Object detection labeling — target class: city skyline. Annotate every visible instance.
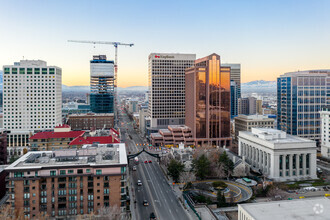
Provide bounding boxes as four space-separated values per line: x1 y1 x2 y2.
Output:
1 0 330 87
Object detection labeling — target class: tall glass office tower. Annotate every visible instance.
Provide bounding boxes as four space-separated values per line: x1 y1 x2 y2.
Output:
90 55 115 113
277 70 330 142
185 53 231 147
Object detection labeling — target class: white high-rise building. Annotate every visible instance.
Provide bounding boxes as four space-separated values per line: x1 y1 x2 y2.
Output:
3 60 62 147
148 53 195 130
320 107 330 158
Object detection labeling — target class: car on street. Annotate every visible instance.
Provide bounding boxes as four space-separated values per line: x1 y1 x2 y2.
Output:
144 160 148 164
149 160 152 163
150 212 156 219
143 200 149 206
133 166 137 171
137 180 142 186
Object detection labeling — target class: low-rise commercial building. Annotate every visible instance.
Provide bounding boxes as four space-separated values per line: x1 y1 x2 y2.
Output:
238 197 330 220
29 125 85 151
5 143 128 218
67 113 114 130
234 115 275 140
238 128 317 182
151 125 194 147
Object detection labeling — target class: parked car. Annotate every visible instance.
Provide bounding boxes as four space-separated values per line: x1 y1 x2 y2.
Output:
137 180 142 186
149 160 152 163
144 160 148 164
133 166 137 171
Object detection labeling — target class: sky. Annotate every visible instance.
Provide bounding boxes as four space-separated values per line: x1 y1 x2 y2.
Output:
0 0 330 87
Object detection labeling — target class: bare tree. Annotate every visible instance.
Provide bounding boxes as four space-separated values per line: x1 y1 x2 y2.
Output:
214 163 226 179
179 171 196 184
97 205 121 220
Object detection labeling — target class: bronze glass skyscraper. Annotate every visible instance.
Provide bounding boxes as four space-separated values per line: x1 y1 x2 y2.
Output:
185 53 231 147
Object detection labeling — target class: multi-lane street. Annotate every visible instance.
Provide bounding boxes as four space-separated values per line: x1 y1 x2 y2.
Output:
118 106 193 220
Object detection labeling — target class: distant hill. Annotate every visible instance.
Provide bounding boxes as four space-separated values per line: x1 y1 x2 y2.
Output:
62 85 148 92
241 80 276 94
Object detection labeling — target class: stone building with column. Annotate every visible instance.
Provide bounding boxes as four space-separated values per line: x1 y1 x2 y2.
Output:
238 128 317 182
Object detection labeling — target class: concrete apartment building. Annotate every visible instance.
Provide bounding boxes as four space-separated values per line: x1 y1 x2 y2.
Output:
5 143 127 218
238 97 257 115
3 60 62 147
147 53 196 131
67 113 114 130
234 115 275 140
29 125 85 151
238 128 317 182
185 53 231 147
277 70 330 142
320 106 330 158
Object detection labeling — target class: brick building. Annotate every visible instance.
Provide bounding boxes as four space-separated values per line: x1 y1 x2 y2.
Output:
67 113 114 130
5 143 127 218
29 125 85 151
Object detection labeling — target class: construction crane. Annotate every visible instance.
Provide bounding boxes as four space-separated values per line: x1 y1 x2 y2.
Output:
68 40 134 127
68 40 134 82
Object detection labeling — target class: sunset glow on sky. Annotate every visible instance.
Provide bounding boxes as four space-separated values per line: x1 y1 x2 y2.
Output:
1 0 329 87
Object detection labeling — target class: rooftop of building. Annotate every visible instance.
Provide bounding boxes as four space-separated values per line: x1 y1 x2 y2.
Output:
69 135 120 145
68 113 114 117
30 130 85 140
55 124 71 128
235 114 275 121
240 128 314 144
150 133 163 138
4 60 60 68
239 197 330 220
281 69 330 76
5 143 127 171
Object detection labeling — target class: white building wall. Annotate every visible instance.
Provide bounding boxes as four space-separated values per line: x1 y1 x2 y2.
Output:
3 60 62 146
238 128 317 182
320 110 330 158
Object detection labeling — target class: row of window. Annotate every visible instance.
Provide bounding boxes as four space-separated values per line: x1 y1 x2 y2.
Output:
4 67 56 75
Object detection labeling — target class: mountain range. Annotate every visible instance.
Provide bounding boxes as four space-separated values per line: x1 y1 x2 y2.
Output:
0 70 275 94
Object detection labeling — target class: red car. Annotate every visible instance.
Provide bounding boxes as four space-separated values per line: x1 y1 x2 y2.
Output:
149 160 152 163
144 160 148 164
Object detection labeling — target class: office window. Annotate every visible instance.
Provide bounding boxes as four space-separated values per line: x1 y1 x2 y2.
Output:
50 171 56 176
96 170 102 175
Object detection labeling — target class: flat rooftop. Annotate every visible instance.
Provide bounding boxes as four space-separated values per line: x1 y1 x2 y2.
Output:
239 197 330 220
6 143 127 171
240 128 315 144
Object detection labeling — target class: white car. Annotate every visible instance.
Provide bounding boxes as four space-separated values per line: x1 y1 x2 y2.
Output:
137 180 142 186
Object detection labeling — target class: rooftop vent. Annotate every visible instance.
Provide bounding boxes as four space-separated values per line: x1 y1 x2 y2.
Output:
55 156 79 162
103 151 115 160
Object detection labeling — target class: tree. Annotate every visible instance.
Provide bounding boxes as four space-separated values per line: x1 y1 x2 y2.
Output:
97 205 121 220
192 154 211 180
179 171 196 184
23 148 28 155
216 190 227 208
218 151 234 178
167 159 185 183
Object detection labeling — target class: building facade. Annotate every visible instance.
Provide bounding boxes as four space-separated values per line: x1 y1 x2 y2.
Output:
223 64 241 98
238 97 257 115
150 125 194 147
90 55 115 113
277 70 330 142
234 115 275 140
256 99 263 115
3 60 62 147
320 106 330 158
29 125 85 151
238 128 317 182
5 144 128 218
0 130 7 164
148 53 196 130
67 113 114 130
185 53 231 147
230 80 238 118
